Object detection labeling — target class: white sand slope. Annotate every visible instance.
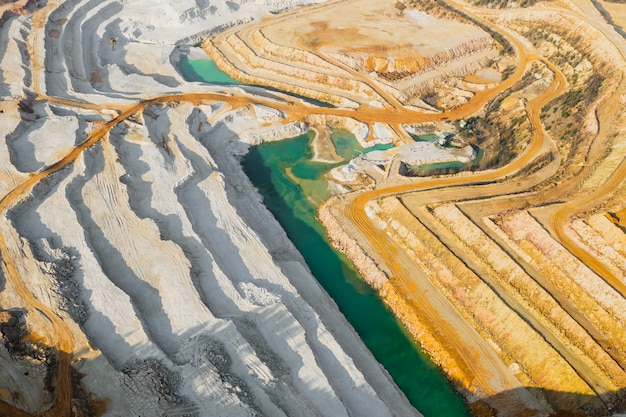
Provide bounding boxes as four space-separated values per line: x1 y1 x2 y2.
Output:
0 0 420 416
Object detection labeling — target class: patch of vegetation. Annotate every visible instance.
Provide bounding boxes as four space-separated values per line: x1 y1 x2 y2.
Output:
507 18 614 185
531 25 604 142
518 27 588 72
476 111 532 168
416 68 538 174
467 71 539 169
459 116 479 138
541 72 604 162
469 0 547 9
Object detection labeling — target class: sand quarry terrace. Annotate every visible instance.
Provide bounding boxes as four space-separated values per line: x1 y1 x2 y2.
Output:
1 0 626 416
206 0 497 110
262 0 487 58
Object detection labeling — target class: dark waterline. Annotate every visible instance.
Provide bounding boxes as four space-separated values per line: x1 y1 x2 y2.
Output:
242 134 470 417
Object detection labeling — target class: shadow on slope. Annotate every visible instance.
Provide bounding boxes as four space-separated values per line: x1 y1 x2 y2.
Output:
470 386 626 417
0 325 624 417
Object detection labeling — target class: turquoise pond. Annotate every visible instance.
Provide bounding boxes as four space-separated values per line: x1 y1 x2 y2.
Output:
178 56 241 84
180 56 470 416
242 131 470 417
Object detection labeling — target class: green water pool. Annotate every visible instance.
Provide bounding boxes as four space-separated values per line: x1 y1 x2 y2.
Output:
242 131 470 417
178 56 241 84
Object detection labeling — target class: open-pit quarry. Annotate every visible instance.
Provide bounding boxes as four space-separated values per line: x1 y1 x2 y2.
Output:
1 0 626 416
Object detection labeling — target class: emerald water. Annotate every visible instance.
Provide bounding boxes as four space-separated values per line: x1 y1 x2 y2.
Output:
178 56 241 84
282 130 392 205
242 130 470 417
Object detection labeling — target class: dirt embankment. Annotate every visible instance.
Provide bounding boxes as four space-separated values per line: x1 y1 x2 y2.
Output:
206 0 504 110
318 201 389 290
203 38 361 108
319 199 479 395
